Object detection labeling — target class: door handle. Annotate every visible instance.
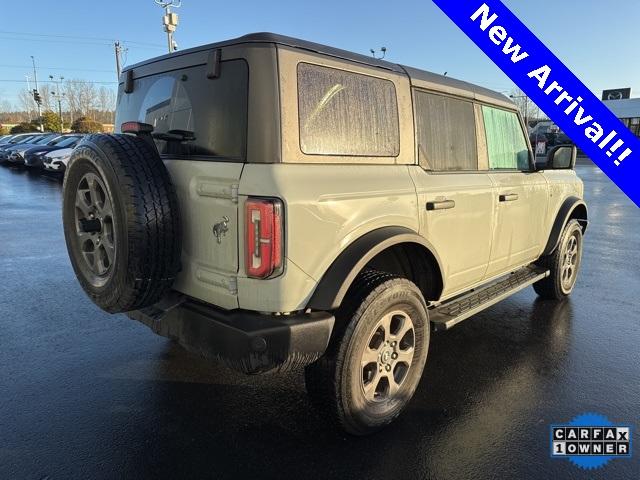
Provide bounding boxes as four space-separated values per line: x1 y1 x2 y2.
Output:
426 199 456 211
499 193 519 202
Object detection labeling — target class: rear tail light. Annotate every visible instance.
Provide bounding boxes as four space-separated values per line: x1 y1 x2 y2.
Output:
121 121 154 134
245 197 284 279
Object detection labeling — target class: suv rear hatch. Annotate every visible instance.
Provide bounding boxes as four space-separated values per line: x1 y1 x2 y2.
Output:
115 53 249 309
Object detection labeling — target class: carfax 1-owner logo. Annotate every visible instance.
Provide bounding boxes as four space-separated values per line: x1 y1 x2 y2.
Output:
550 413 633 470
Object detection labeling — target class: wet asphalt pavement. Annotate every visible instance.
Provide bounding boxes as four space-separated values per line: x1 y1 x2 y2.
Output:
0 162 638 480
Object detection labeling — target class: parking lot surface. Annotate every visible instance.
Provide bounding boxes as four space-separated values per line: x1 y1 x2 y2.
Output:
0 163 638 479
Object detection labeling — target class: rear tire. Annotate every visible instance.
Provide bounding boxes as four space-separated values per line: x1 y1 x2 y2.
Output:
533 219 583 300
62 134 181 313
305 270 430 435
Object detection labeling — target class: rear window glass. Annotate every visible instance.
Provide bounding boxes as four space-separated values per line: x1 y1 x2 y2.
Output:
115 59 248 160
297 63 399 157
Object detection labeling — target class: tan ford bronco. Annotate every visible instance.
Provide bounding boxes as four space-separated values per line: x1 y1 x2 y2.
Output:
62 33 587 435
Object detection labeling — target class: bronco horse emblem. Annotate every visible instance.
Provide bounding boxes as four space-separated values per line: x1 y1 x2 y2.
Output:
212 216 230 244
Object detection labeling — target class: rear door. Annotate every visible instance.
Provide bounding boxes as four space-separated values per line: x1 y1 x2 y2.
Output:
115 53 249 309
479 105 549 278
410 90 495 298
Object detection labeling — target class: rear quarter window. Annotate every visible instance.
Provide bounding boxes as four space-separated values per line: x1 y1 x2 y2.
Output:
115 59 248 161
297 63 400 157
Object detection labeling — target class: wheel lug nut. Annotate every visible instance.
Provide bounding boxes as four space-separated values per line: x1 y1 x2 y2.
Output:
385 364 391 372
392 353 398 359
391 341 397 347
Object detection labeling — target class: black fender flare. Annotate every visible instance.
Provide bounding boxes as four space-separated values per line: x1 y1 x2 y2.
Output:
542 196 588 256
306 226 443 311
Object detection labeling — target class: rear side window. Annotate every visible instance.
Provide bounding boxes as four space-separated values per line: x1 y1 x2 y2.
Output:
414 91 478 171
482 106 530 170
297 63 399 157
116 59 248 160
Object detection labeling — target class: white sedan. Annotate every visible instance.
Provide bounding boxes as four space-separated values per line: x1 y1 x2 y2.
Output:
43 147 74 172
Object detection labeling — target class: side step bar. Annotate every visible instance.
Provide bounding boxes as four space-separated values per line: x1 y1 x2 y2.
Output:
429 265 549 331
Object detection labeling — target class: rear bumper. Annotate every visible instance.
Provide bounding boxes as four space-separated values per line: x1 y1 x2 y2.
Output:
127 293 334 374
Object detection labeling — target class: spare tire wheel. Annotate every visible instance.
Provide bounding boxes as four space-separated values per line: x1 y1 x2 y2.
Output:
62 134 181 313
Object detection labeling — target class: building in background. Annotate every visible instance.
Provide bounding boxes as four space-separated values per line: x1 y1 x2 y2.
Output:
603 88 640 138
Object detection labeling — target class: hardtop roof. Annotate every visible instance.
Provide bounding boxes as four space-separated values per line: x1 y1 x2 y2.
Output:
124 32 514 109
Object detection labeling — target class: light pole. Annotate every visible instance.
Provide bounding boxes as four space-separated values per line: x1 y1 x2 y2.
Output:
49 75 65 133
30 56 44 132
155 0 181 53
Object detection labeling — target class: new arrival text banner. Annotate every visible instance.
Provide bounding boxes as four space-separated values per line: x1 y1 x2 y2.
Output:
433 0 640 207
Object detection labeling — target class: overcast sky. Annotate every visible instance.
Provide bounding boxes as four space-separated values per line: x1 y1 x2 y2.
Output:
0 0 638 108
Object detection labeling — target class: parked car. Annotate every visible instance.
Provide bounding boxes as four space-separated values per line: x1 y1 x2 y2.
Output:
43 146 75 173
529 121 571 153
24 135 84 168
0 134 46 162
62 33 587 435
6 134 62 165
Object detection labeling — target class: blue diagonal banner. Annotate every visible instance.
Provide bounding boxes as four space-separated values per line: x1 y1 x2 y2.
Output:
432 0 640 207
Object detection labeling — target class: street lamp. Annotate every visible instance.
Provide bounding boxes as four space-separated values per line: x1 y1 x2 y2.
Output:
49 75 65 133
155 0 181 53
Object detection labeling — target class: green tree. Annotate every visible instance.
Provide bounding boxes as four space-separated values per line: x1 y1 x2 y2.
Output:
71 116 104 133
41 110 63 132
10 122 39 134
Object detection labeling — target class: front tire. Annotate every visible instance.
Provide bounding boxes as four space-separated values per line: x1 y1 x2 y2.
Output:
534 219 583 300
305 271 430 435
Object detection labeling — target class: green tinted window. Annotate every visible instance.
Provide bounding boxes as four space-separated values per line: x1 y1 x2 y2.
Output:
482 106 529 170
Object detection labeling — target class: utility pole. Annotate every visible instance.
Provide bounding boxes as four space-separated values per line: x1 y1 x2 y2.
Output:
155 0 181 53
30 55 44 131
49 75 65 133
114 41 122 78
25 75 34 120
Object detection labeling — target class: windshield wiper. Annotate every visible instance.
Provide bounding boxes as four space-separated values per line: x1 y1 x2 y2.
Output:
152 129 196 142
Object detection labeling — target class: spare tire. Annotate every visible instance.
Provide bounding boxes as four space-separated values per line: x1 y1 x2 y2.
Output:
62 134 181 313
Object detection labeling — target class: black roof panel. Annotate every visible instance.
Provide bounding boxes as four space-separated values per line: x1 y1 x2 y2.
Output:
124 32 512 107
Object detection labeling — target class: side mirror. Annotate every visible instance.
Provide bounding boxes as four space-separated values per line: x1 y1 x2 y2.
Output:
544 144 577 170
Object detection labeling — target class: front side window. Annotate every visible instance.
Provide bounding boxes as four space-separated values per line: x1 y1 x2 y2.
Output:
414 91 478 171
482 106 530 170
116 59 248 160
297 63 399 157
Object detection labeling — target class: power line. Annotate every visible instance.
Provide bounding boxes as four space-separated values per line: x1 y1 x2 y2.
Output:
0 30 165 48
0 64 115 74
0 79 117 85
0 36 163 51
